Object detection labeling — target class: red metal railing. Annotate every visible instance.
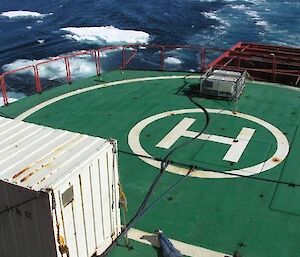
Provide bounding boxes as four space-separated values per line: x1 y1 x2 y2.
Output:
209 42 300 85
0 75 8 106
0 48 111 105
120 44 226 71
0 44 218 105
1 43 299 105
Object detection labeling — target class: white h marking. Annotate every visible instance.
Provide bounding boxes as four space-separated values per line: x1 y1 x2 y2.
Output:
156 117 255 163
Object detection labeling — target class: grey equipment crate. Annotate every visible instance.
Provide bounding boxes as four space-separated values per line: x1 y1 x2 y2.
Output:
200 68 247 100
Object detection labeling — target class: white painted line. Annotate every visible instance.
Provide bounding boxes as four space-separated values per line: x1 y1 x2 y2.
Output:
156 117 255 163
156 117 234 148
156 117 251 151
223 128 255 163
156 117 196 149
127 228 231 257
15 75 200 121
156 118 232 148
128 109 289 178
202 134 233 145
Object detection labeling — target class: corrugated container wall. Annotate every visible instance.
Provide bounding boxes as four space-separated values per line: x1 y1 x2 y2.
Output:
0 117 121 257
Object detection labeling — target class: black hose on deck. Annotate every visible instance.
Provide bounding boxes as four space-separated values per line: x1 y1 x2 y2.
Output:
99 88 210 257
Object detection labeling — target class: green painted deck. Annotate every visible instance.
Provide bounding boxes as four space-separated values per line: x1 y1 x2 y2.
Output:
1 70 300 257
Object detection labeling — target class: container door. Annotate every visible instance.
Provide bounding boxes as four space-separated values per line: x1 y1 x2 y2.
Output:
92 143 121 255
0 180 57 257
107 144 121 240
55 143 121 257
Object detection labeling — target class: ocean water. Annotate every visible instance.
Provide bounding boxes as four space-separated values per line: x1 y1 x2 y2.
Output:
0 0 299 103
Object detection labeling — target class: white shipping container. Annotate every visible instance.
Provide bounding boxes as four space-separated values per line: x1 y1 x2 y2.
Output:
0 117 121 257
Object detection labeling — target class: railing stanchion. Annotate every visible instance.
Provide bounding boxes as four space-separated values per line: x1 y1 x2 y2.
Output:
98 50 102 75
33 65 42 93
122 46 126 69
0 75 9 105
201 47 206 71
94 50 101 76
64 57 72 84
271 54 276 82
160 46 165 71
198 49 202 72
122 47 137 68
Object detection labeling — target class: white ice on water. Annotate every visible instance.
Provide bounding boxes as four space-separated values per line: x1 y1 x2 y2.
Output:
1 10 50 19
60 26 150 45
164 57 182 65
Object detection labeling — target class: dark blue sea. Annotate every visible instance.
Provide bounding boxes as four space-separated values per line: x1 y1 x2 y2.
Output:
0 0 299 103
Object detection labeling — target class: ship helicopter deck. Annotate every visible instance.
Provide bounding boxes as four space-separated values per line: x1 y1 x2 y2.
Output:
0 43 300 257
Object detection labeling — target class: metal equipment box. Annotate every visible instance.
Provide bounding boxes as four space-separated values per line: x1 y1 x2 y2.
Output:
200 69 246 99
0 117 121 257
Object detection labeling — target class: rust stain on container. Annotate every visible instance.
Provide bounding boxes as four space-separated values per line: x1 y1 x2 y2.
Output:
16 136 82 185
51 135 82 156
20 172 34 182
12 167 30 179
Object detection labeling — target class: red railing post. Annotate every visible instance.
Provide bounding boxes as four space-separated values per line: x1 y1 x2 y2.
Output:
237 56 241 69
121 46 126 69
160 46 165 71
122 47 138 68
94 50 101 76
98 50 101 75
296 73 300 87
33 65 42 93
271 54 276 82
201 47 206 70
64 57 72 84
0 75 9 105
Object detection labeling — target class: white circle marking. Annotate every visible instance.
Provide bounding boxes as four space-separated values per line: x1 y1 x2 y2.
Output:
128 109 289 178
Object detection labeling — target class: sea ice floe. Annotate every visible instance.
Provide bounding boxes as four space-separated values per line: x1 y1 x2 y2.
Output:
60 26 150 45
1 10 50 19
164 57 182 65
